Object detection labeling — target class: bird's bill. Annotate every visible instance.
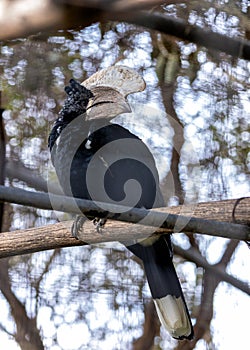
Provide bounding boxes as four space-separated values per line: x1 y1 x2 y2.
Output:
82 65 146 121
85 86 132 121
82 65 146 97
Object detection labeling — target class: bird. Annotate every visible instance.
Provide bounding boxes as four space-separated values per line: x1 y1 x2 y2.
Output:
48 65 194 340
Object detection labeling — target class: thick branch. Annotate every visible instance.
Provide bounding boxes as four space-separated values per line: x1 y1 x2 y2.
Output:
0 220 249 296
157 37 185 203
125 11 250 60
5 159 61 194
5 160 48 192
0 1 250 60
0 186 249 241
0 259 44 349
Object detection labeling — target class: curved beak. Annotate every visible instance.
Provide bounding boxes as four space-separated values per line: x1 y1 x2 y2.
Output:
85 86 132 121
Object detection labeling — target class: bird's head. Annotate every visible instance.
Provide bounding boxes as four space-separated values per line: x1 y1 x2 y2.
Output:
81 65 146 121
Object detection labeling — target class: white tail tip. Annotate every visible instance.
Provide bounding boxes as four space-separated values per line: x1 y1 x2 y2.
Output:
154 295 192 339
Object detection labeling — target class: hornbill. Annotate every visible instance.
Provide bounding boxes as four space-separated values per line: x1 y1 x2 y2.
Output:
48 66 193 340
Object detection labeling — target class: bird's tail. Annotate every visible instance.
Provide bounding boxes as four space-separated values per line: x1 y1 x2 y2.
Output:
127 235 194 340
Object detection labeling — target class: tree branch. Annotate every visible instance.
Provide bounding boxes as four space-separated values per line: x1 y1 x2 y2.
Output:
0 220 249 296
173 244 249 295
132 300 160 350
124 11 250 60
0 259 44 350
5 160 48 193
0 185 249 241
0 92 6 231
174 239 247 349
156 36 185 203
0 1 250 60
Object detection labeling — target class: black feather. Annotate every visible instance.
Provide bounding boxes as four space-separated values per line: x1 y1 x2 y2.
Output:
48 78 193 340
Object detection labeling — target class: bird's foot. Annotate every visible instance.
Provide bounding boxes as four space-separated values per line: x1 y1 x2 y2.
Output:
72 215 107 239
71 215 87 239
93 217 107 233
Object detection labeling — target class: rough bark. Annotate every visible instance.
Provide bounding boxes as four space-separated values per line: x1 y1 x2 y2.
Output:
0 197 249 264
0 186 249 243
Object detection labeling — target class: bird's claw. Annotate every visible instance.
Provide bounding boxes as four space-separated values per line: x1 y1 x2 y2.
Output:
93 217 107 233
72 215 107 239
71 215 87 239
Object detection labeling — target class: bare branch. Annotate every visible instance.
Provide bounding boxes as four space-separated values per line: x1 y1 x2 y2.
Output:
219 239 239 266
0 1 250 60
125 11 250 60
174 239 247 349
173 244 249 295
0 93 6 231
0 220 249 297
132 300 160 350
5 160 48 192
156 36 185 203
0 185 249 241
0 220 82 258
59 0 169 11
0 0 63 41
0 259 44 349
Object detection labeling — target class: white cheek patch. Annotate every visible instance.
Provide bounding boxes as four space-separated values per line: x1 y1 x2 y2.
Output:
85 139 92 149
55 135 61 147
